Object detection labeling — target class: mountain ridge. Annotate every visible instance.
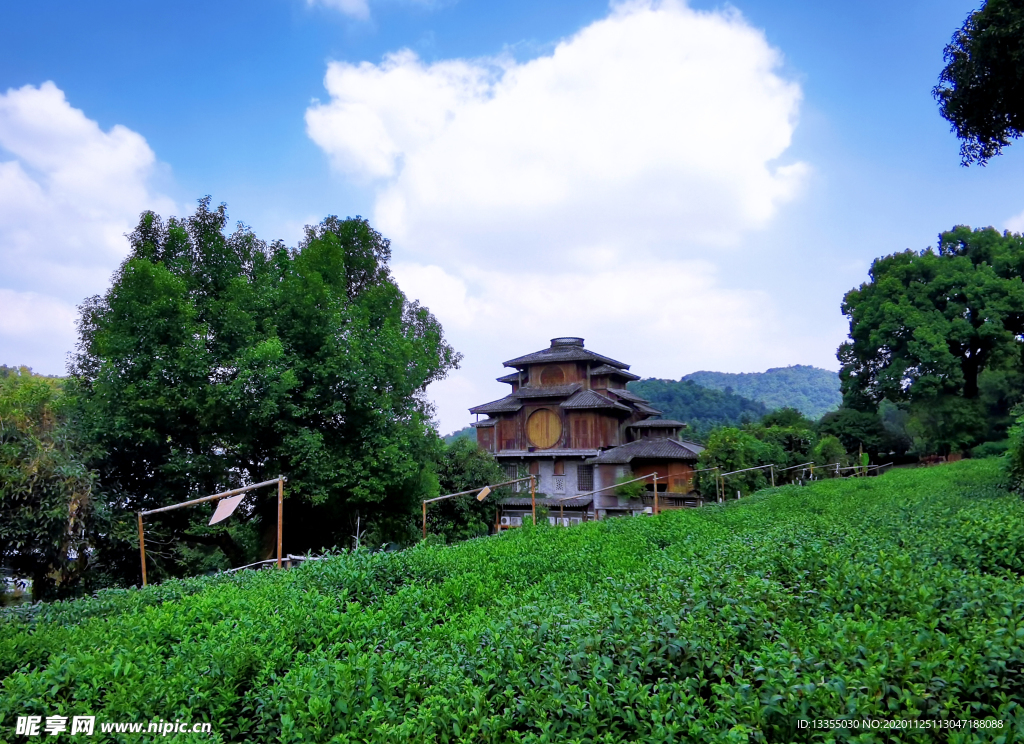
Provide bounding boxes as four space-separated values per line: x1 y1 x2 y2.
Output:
682 364 841 420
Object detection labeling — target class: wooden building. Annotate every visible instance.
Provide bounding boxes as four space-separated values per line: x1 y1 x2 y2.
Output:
469 337 705 526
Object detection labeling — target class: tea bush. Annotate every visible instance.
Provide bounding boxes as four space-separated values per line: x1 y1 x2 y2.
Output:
2 460 1023 742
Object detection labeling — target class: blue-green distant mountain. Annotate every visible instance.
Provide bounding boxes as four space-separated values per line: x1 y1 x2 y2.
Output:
627 379 768 441
442 426 476 445
682 365 841 420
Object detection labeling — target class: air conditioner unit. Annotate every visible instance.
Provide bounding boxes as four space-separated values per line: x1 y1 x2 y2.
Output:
643 507 653 514
560 518 570 527
548 517 556 526
500 516 510 526
570 518 582 526
510 516 522 527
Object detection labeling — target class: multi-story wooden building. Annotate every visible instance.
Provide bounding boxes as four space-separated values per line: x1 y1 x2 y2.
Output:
469 337 704 526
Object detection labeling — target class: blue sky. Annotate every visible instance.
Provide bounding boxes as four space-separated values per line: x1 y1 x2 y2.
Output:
2 0 1020 434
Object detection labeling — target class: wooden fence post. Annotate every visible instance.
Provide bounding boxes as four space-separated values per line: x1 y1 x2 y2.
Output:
137 513 147 587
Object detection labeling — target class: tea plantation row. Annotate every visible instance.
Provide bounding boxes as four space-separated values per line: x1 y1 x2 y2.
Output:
2 460 1023 742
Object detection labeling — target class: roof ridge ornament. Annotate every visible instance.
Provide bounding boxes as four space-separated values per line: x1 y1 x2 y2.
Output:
550 337 585 347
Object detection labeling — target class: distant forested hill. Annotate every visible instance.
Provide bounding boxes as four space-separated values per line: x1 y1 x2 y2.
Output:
682 365 841 420
627 379 768 441
443 426 476 444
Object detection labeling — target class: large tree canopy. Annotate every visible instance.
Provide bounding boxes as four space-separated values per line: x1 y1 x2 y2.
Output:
0 368 98 599
935 0 1024 165
70 198 460 582
838 226 1024 453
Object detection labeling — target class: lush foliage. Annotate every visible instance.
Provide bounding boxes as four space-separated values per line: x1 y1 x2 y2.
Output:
627 378 767 441
683 366 841 421
1006 405 1024 494
69 198 460 583
816 407 899 462
1 461 1021 741
695 413 823 497
839 226 1024 454
0 368 99 599
935 0 1024 165
429 437 505 541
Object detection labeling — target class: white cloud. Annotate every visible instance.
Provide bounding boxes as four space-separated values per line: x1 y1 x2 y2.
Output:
307 0 807 265
306 0 370 21
0 290 78 372
393 259 821 433
1006 208 1024 234
305 0 450 21
306 0 811 431
0 81 175 373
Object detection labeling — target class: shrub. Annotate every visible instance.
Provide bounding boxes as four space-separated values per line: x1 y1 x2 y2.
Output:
2 460 1022 741
1005 405 1024 493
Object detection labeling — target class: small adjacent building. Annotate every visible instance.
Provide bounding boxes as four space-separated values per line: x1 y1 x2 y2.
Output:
468 337 705 527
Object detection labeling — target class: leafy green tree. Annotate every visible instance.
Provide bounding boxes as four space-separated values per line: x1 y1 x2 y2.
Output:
811 435 848 475
0 369 99 599
753 425 815 472
817 408 891 461
878 399 913 457
761 407 814 430
696 427 781 497
429 437 505 541
906 396 987 457
71 198 460 583
839 226 1024 452
978 366 1024 441
935 0 1024 165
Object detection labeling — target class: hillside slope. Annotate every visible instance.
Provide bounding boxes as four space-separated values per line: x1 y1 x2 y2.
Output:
3 460 1020 741
627 378 767 439
683 364 841 419
442 425 475 444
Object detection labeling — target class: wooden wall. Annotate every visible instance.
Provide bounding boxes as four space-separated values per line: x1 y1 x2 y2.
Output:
498 418 519 451
631 461 696 493
568 412 620 449
528 363 586 386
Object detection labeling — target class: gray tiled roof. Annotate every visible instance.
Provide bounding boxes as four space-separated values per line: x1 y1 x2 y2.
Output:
504 339 629 369
496 372 520 384
469 396 523 415
587 438 704 464
470 419 497 428
513 383 582 399
634 403 664 415
590 365 640 380
608 388 650 404
628 419 687 428
560 389 632 412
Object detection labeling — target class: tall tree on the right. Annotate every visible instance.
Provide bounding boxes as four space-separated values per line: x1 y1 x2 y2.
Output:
935 0 1024 165
839 226 1024 454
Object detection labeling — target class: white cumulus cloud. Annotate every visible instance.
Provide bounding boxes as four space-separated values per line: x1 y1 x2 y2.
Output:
1005 207 1024 234
307 0 807 264
306 0 811 432
0 81 176 373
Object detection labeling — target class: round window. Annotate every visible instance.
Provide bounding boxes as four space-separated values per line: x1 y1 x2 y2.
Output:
539 365 565 385
527 409 562 449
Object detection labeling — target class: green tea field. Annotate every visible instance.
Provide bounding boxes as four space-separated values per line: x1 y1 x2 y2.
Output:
2 460 1023 742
